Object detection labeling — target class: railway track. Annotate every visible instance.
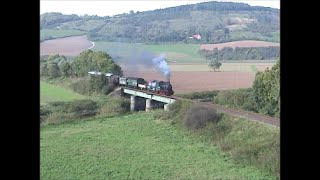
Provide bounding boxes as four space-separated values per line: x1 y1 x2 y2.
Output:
197 101 280 127
172 96 280 127
117 88 280 127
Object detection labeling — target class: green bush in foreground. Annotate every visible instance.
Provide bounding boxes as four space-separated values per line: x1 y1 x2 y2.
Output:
40 97 129 126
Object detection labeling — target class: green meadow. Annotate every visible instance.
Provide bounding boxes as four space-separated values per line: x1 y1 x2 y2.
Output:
41 112 276 180
40 81 84 104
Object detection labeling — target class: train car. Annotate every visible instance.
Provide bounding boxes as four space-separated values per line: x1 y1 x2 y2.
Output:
138 82 147 90
105 73 120 85
119 77 127 86
126 77 145 89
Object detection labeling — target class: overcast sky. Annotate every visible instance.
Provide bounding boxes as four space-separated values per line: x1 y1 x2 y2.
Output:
40 0 280 17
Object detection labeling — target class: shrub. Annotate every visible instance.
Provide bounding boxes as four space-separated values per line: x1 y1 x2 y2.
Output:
69 78 91 95
43 100 98 124
178 91 219 100
42 112 75 125
213 89 258 113
67 99 98 114
98 98 130 117
184 104 221 130
47 62 61 78
40 63 49 76
101 83 115 95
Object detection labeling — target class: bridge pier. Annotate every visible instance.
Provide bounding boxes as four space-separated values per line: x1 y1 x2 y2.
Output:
164 104 170 111
146 99 152 112
130 95 136 111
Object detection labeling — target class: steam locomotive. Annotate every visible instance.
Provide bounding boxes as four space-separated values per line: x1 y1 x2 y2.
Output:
101 72 174 96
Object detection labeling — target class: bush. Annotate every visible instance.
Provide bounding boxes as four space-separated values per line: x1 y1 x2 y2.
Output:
213 88 258 113
70 78 91 95
98 97 130 117
42 100 98 124
40 105 52 116
178 91 219 100
67 99 98 115
47 62 61 78
184 105 221 130
40 63 49 76
41 112 78 126
101 84 115 95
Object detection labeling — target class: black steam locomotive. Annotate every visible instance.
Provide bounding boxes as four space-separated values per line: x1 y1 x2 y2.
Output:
103 72 174 96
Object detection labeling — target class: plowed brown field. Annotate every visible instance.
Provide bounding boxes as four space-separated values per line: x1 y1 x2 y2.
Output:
123 69 255 94
40 35 92 56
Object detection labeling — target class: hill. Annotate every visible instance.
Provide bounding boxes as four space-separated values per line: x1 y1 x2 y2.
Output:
40 1 279 43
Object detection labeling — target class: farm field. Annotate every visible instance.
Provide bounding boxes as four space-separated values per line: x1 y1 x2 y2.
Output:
41 38 278 64
91 41 206 64
200 40 280 50
40 112 275 180
40 37 275 92
40 29 86 42
122 69 255 93
40 35 93 56
169 62 274 72
40 81 84 104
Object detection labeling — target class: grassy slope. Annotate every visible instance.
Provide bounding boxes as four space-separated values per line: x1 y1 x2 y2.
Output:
40 29 86 42
41 112 275 180
40 81 84 103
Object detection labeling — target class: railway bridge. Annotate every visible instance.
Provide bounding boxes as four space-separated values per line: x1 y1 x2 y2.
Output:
122 88 176 112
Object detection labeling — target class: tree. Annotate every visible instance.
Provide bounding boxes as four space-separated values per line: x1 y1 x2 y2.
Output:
40 63 48 76
48 63 60 78
252 59 280 116
71 50 123 77
209 59 222 71
60 61 72 77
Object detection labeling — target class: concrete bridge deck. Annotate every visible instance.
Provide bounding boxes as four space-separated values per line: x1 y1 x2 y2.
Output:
122 88 176 111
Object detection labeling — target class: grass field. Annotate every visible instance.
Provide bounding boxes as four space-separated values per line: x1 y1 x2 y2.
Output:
41 112 276 180
40 81 84 104
230 30 279 42
40 29 86 42
91 42 206 64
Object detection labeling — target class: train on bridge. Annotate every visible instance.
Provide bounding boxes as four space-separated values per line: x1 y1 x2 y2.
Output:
88 71 174 96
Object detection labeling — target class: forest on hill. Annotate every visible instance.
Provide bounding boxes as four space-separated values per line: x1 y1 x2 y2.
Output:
40 1 279 43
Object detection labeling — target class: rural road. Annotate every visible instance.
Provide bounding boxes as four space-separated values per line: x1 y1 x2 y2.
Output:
89 41 95 49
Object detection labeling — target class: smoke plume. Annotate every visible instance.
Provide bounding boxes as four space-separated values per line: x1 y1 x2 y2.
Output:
99 42 171 80
151 54 171 81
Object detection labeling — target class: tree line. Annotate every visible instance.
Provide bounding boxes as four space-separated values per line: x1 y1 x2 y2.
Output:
40 50 122 79
199 46 280 60
40 50 123 95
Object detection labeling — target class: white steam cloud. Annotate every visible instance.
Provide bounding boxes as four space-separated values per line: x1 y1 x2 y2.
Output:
151 54 171 81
